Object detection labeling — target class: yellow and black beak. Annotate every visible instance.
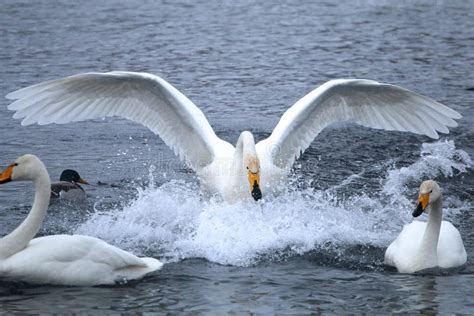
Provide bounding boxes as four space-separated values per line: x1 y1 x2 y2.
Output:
0 163 16 184
78 178 89 185
248 171 262 201
413 193 430 217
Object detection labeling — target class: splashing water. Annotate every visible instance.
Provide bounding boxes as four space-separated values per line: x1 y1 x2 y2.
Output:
383 140 472 197
76 141 472 267
382 140 472 215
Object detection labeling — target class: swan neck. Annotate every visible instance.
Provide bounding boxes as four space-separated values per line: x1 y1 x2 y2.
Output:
0 169 51 258
418 198 443 262
235 132 256 160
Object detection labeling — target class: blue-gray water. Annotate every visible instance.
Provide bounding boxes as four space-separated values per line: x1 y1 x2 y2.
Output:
0 0 473 313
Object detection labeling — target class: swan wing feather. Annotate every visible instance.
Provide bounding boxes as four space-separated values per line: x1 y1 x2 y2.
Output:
384 221 425 271
437 221 467 267
25 235 147 268
1 235 161 285
256 79 462 170
7 72 230 170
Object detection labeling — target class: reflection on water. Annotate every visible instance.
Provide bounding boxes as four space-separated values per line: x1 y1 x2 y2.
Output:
418 277 438 314
393 275 438 314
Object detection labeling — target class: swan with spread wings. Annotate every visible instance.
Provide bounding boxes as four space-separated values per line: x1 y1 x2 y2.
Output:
6 72 461 202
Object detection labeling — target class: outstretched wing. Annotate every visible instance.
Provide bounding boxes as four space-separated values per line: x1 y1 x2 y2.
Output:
256 79 461 170
6 72 232 170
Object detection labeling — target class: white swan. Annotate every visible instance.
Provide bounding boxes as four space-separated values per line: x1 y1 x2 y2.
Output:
0 154 162 286
384 180 467 273
6 72 462 202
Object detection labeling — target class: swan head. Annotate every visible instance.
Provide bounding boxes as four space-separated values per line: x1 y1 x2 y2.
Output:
244 155 262 201
0 154 46 183
413 180 441 217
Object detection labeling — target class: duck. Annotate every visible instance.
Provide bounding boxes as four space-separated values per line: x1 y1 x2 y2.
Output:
384 180 467 273
6 72 462 202
51 169 88 200
0 154 162 286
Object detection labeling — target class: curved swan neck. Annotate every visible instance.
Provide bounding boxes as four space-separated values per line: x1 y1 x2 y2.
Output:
417 197 443 262
234 131 257 163
0 166 51 259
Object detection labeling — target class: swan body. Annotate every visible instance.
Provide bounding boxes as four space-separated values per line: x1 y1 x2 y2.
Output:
0 155 162 286
1 235 161 285
384 180 467 273
6 72 462 201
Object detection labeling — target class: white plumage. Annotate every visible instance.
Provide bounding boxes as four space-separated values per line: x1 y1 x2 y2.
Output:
384 180 467 273
2 235 161 286
6 72 462 201
0 155 162 286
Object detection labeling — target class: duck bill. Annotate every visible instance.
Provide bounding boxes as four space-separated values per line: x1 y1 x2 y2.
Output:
0 164 15 184
413 193 429 217
248 171 262 201
78 178 89 185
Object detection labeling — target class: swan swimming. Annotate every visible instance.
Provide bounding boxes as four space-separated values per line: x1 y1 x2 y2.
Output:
384 180 467 273
6 72 462 202
0 154 162 286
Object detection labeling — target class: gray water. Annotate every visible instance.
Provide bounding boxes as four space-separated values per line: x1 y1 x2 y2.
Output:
0 0 473 314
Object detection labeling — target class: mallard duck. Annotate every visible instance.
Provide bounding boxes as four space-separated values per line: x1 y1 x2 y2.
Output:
51 169 88 200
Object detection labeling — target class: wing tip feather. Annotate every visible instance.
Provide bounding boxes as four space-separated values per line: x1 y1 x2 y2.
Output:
5 91 17 100
20 119 35 126
451 110 462 120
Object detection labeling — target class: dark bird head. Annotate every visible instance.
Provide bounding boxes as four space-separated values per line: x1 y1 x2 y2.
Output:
60 169 89 184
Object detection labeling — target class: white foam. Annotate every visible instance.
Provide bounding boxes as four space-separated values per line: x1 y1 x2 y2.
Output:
75 140 472 266
383 140 472 209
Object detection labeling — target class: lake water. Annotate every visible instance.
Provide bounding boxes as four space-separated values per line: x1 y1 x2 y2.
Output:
0 0 473 313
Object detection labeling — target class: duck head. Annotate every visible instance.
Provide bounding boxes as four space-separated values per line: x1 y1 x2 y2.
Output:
60 169 88 185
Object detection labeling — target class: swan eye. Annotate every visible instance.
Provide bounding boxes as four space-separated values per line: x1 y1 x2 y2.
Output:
246 167 249 170
429 190 433 193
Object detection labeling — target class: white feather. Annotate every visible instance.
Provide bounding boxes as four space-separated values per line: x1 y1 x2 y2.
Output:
256 79 462 169
6 75 462 202
0 154 162 286
6 72 230 170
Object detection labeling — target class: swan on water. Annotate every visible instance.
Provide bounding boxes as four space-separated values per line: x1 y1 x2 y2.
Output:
6 72 462 202
0 154 162 286
384 180 467 273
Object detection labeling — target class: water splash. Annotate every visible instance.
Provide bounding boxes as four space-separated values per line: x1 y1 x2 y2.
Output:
382 140 472 211
76 140 472 267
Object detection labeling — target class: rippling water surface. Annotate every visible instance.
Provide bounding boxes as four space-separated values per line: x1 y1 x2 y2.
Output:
0 0 473 313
